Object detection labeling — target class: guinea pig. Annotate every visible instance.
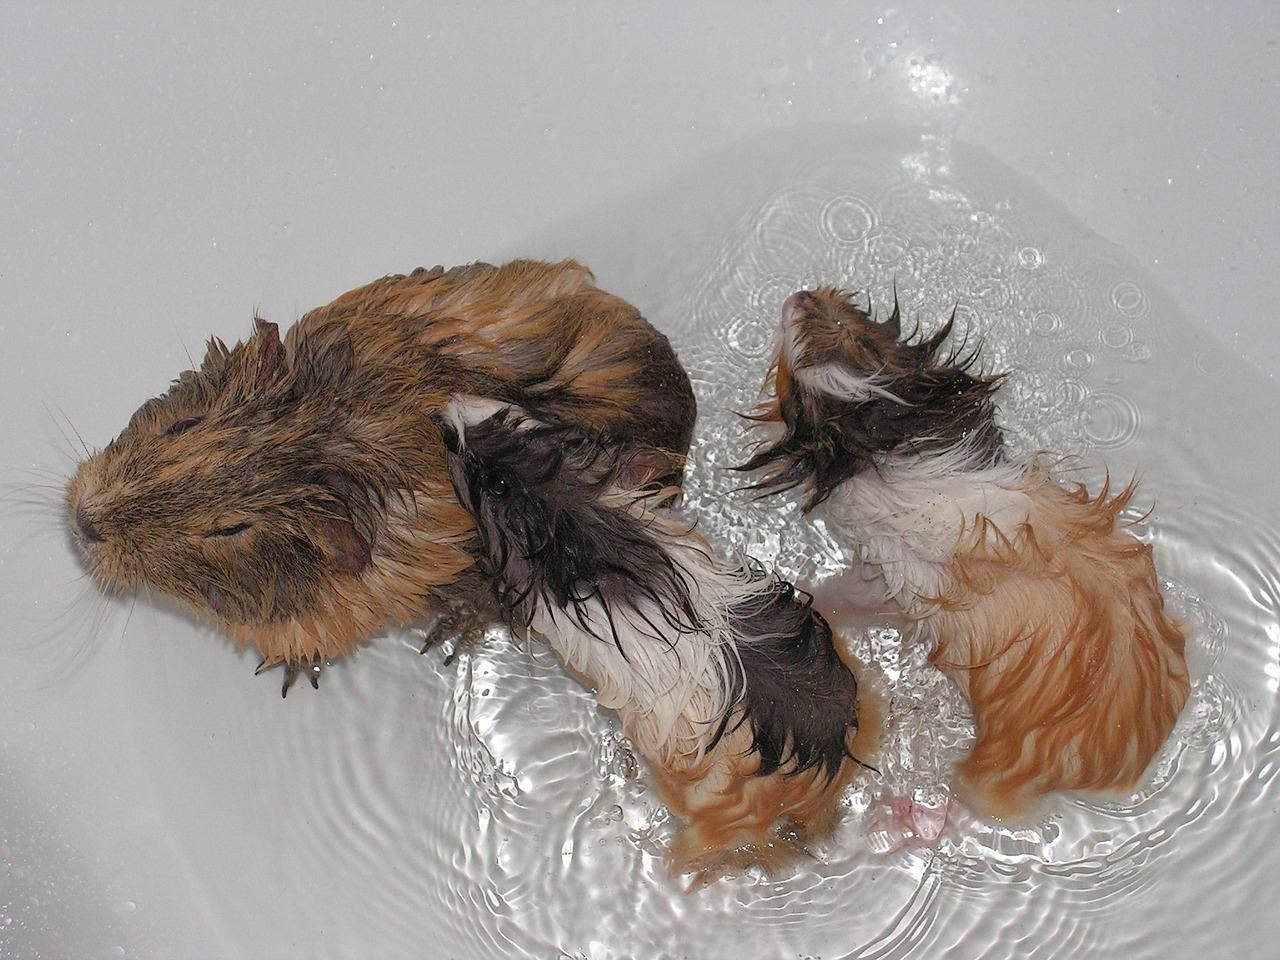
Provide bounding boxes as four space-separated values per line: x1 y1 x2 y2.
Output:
65 259 697 693
740 287 1189 820
438 396 875 877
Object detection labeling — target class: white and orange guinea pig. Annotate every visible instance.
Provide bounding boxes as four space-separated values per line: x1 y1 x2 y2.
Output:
438 396 878 878
740 287 1189 821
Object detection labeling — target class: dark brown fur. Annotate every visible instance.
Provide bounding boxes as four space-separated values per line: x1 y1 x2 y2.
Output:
740 288 1003 507
442 407 861 780
65 260 697 686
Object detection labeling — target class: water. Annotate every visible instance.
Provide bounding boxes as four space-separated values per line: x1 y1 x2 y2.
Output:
21 126 1280 957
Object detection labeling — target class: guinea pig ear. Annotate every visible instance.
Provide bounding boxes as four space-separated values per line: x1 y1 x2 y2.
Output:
309 471 375 574
251 317 287 386
616 447 685 490
313 515 372 575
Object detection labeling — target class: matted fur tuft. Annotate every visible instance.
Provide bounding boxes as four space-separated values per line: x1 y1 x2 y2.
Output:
442 396 870 872
924 472 1189 815
744 285 1189 819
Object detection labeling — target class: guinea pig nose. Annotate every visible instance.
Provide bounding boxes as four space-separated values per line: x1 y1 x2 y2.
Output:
782 290 814 320
74 502 105 544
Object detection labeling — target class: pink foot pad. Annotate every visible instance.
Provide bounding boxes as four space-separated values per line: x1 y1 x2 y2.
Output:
867 796 954 855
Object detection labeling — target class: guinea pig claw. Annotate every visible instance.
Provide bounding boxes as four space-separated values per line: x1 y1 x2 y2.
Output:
259 656 325 697
419 600 487 664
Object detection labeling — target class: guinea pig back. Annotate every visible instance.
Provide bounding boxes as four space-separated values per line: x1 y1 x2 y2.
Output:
65 259 697 683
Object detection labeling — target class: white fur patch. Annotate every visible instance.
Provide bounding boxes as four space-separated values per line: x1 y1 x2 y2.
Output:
522 493 777 770
780 295 908 405
792 362 911 405
440 395 529 448
822 443 1031 607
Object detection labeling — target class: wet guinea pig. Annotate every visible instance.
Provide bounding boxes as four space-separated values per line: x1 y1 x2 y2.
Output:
65 259 697 693
741 287 1189 820
439 395 876 878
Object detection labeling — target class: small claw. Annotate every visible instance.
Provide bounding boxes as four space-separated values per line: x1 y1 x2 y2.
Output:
419 600 489 664
281 662 299 698
260 655 325 697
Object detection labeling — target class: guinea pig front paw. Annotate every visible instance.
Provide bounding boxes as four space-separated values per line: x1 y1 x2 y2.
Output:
256 655 325 697
418 598 493 665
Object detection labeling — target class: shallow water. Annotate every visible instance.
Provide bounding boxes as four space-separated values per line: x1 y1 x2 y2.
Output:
15 126 1280 958
496 127 1280 957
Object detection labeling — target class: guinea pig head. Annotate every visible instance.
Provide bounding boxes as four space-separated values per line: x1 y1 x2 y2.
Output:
741 287 1002 508
739 288 903 507
778 288 902 389
66 319 380 631
438 396 692 631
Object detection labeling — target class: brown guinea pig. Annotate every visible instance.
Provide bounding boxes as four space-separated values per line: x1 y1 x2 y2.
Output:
65 259 697 692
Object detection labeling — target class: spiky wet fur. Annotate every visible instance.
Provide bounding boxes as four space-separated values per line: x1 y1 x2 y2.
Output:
740 288 1004 509
441 397 871 873
743 287 1189 818
65 260 697 675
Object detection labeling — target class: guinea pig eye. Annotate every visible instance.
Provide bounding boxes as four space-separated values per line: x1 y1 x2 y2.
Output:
483 474 510 499
204 521 253 538
166 416 204 437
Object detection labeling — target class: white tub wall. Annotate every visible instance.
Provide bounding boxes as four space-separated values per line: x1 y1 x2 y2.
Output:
3 2 1276 398
1 2 1277 958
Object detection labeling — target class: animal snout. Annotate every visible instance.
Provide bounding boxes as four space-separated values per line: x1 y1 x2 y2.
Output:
73 500 105 545
782 290 815 323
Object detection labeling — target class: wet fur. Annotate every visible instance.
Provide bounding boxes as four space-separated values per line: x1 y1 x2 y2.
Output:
441 397 870 873
743 287 1189 817
65 260 696 676
740 289 1003 509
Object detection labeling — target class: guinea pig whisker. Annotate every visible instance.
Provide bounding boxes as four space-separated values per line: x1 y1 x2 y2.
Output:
0 486 64 528
115 591 140 655
42 400 92 461
69 587 118 675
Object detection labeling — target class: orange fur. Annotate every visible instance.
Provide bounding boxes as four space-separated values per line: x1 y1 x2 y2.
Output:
645 655 883 879
924 472 1190 817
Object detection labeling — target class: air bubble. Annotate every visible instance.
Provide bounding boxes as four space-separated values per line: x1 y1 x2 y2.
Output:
723 311 774 361
1030 310 1062 338
1194 351 1223 377
1110 279 1151 319
1083 391 1141 448
819 195 879 245
1054 379 1089 408
1100 323 1133 349
1017 246 1045 270
1063 348 1095 371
